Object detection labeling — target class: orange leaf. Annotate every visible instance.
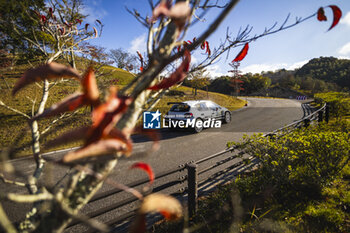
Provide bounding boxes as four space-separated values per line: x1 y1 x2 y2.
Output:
139 193 182 220
148 49 191 90
87 88 132 145
93 27 98 38
317 7 327 21
233 43 249 62
31 93 85 121
81 68 99 104
13 62 80 95
328 5 342 31
130 162 154 184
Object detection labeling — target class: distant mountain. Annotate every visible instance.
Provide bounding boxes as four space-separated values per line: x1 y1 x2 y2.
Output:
295 57 350 90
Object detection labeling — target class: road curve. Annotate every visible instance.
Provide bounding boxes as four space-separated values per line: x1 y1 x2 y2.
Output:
0 97 304 227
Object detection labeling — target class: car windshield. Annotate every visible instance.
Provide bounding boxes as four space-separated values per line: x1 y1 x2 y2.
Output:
206 101 220 110
170 104 190 112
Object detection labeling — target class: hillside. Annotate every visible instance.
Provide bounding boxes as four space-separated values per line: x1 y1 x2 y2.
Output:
295 56 350 90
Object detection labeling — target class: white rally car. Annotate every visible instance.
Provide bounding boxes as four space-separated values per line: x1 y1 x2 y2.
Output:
164 100 231 133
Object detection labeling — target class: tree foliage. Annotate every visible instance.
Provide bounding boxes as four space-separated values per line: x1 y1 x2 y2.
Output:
295 56 350 90
186 68 210 96
0 0 45 55
109 48 138 72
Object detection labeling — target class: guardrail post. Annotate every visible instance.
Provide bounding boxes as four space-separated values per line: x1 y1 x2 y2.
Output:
303 119 310 128
318 109 323 122
187 163 198 219
325 103 329 123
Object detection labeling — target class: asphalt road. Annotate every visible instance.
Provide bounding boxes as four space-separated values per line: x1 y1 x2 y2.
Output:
0 97 304 230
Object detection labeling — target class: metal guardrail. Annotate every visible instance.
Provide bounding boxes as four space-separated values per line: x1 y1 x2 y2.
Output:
68 102 329 233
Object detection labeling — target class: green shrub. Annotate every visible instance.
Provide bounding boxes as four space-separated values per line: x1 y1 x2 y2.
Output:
314 92 350 120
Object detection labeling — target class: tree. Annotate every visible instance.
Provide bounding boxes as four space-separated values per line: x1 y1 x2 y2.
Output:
0 1 343 232
0 0 102 195
0 0 45 55
241 74 271 94
109 48 138 72
187 68 210 96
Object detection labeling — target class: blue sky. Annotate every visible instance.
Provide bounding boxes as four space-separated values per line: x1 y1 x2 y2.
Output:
82 0 350 77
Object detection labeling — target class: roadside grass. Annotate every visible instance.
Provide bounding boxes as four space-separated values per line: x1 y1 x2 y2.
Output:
151 86 246 114
0 66 245 157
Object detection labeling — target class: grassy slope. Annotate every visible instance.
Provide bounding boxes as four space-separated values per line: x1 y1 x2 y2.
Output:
0 65 245 157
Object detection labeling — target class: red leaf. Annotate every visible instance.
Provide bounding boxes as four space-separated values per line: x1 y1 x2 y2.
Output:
81 68 99 104
328 5 342 31
85 23 89 31
233 43 249 62
317 7 327 21
31 93 85 121
205 41 211 56
130 162 154 184
96 19 102 25
76 19 82 25
41 15 47 23
148 49 191 90
13 62 80 95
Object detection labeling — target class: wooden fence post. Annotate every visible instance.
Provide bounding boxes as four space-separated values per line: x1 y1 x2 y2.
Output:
318 109 323 122
325 103 329 123
187 163 198 219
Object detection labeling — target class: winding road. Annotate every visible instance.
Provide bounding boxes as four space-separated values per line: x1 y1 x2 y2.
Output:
1 97 304 230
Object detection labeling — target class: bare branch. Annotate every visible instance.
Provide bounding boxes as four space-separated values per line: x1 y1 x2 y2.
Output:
0 173 26 187
0 100 30 119
3 191 53 203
